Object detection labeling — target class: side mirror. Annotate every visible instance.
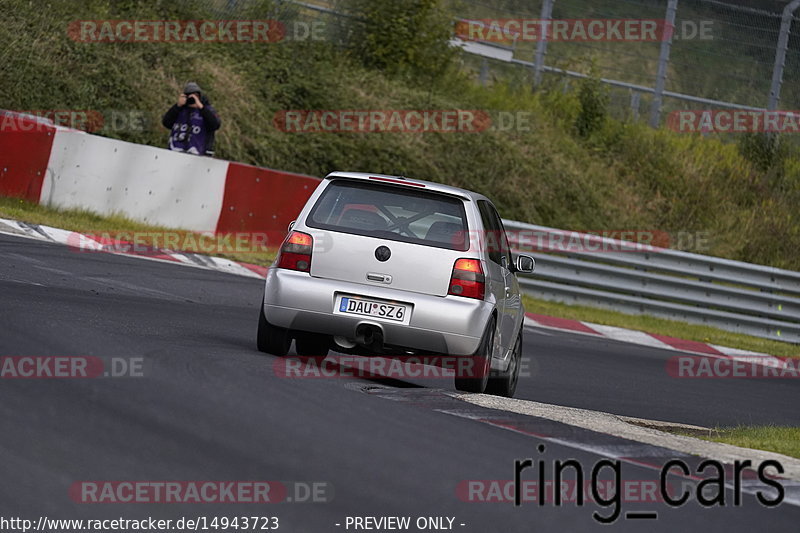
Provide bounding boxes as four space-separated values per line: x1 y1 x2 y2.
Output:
287 220 296 231
514 254 535 274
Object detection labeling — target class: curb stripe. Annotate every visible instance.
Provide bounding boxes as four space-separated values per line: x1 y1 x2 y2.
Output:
585 323 676 351
523 311 782 360
649 334 725 356
525 312 601 335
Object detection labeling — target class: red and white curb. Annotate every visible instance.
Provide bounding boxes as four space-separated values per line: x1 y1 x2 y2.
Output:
1 217 793 364
0 217 267 279
524 312 795 368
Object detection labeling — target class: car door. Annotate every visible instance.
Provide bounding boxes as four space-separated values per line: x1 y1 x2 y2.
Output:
488 205 522 351
477 200 510 357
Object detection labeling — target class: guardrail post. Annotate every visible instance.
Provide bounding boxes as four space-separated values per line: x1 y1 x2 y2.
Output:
768 0 800 110
630 90 641 121
480 58 489 86
649 0 678 128
533 0 555 87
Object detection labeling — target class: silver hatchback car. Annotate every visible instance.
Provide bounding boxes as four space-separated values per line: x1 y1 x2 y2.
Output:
257 171 535 397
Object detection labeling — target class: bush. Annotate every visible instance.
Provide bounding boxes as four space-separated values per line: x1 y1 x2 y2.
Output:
737 132 783 171
343 0 456 81
574 75 608 137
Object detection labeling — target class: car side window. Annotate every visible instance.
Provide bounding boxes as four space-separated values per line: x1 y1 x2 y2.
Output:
489 205 513 268
478 200 506 266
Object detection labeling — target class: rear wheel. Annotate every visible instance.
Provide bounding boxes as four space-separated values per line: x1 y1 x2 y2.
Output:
485 329 522 398
454 317 495 393
257 297 291 356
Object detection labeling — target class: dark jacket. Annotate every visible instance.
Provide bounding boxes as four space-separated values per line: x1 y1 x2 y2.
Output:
162 94 221 156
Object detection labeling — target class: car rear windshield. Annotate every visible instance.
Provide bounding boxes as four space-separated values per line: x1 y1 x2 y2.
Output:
306 179 470 251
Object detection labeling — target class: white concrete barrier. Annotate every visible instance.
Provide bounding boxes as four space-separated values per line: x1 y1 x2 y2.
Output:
41 129 229 232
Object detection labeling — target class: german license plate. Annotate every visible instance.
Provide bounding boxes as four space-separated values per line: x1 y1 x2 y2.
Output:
337 296 408 322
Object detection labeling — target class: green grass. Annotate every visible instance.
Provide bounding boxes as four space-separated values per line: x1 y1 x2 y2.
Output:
691 426 800 460
0 197 277 266
522 294 800 358
1 0 800 271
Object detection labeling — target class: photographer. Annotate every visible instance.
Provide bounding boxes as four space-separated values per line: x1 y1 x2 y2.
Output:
162 82 221 156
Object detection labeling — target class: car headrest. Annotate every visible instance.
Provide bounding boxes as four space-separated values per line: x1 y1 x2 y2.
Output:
338 208 388 230
425 221 464 245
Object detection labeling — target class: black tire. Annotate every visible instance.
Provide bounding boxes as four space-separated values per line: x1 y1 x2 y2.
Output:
485 329 522 398
454 317 495 393
257 297 291 356
295 333 330 360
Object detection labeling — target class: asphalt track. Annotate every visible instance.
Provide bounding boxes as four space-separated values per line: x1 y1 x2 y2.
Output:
2 232 799 532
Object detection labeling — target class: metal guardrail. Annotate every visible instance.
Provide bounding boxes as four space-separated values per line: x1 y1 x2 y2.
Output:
502 219 800 344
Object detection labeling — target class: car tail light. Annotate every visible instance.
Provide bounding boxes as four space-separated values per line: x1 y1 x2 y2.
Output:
276 231 313 272
448 258 485 300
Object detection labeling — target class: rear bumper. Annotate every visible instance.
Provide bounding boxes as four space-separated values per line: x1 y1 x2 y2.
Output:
263 268 492 355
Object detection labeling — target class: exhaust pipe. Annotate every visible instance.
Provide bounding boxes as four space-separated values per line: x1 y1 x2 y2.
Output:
355 324 384 348
334 336 357 349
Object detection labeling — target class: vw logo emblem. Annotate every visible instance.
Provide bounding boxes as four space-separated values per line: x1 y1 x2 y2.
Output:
375 246 391 262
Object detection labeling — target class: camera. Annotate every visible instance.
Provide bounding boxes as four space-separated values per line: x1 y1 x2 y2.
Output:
186 94 199 106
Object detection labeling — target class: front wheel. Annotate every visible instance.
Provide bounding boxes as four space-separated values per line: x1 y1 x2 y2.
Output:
257 297 291 356
454 317 495 394
485 329 522 398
